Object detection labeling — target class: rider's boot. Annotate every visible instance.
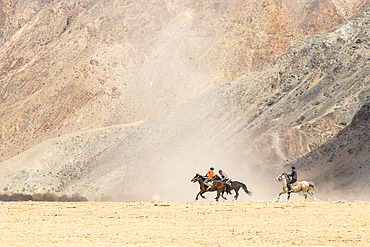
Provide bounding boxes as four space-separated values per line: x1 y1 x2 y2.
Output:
288 184 293 193
206 185 212 191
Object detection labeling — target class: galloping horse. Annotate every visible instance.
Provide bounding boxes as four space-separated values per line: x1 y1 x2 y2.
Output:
213 175 252 200
191 174 228 201
275 173 317 202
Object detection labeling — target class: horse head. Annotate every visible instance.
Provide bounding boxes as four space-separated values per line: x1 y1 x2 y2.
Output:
275 173 287 182
191 173 203 183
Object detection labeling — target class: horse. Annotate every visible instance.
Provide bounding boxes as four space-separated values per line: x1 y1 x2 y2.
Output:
275 173 317 202
213 175 252 200
191 173 228 202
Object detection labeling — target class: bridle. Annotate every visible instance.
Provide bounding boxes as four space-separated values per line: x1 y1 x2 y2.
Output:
191 174 203 183
276 173 288 182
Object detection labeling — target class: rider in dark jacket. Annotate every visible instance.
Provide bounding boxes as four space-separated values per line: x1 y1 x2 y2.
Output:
219 170 231 183
287 166 297 192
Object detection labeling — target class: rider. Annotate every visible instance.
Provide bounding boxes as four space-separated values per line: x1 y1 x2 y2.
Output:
219 170 231 183
287 166 297 192
204 167 215 191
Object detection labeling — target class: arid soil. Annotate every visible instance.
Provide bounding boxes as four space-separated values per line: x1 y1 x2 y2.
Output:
0 201 368 246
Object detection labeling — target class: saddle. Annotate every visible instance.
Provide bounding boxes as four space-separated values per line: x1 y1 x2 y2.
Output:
225 180 232 184
292 181 298 186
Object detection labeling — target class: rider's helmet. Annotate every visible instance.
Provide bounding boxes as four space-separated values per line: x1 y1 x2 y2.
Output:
292 166 296 170
219 169 222 173
210 167 214 170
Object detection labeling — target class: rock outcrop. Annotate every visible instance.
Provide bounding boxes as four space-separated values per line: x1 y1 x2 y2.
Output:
0 0 369 161
292 101 369 200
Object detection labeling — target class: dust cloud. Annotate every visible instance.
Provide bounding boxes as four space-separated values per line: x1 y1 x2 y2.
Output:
116 142 283 202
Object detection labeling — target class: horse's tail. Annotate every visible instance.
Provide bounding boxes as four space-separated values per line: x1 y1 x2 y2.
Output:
241 183 252 196
309 182 318 191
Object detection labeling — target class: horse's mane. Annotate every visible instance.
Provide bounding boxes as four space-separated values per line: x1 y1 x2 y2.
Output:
196 173 206 179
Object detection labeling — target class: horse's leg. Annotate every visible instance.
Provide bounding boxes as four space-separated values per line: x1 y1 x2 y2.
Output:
276 191 286 202
195 191 201 201
215 189 221 202
200 190 206 199
307 190 317 201
302 192 307 202
221 192 227 200
222 185 229 199
221 190 227 200
234 188 240 200
196 187 207 200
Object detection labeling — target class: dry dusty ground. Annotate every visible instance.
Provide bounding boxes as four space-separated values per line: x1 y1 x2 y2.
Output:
0 201 368 246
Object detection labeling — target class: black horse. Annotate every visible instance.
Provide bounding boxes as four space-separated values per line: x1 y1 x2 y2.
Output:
214 175 252 200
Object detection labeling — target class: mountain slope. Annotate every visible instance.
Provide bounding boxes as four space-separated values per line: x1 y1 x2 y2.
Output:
0 7 368 200
293 101 369 200
1 0 369 161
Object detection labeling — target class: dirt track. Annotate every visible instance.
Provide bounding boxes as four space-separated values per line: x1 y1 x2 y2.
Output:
0 201 368 246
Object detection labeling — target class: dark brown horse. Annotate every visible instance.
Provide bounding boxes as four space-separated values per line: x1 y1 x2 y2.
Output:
213 175 252 200
228 181 252 200
191 173 228 201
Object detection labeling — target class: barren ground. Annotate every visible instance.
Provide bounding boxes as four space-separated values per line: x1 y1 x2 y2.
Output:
0 201 368 246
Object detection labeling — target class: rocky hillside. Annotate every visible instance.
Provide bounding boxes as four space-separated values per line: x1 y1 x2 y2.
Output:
293 101 369 200
1 0 369 161
0 7 368 201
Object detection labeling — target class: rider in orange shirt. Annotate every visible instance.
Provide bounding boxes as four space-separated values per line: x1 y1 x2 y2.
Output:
205 167 214 178
204 167 215 191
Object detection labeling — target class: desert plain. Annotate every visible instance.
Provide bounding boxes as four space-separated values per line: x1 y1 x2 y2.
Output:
0 200 368 246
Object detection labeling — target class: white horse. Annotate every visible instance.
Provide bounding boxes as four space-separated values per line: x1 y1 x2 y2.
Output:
275 173 317 202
